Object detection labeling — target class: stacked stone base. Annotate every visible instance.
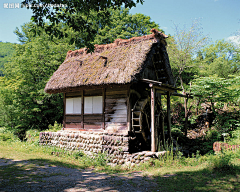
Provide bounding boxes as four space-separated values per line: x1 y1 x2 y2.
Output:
39 131 166 165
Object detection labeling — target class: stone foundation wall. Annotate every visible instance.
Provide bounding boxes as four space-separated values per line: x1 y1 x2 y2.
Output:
39 131 166 165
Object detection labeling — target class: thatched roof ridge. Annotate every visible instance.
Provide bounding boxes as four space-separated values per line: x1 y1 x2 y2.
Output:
66 29 168 59
45 29 169 94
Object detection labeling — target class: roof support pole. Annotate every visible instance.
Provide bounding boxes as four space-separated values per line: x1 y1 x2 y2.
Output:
63 93 66 130
150 84 156 152
81 90 84 129
167 91 171 143
102 88 106 130
159 94 165 149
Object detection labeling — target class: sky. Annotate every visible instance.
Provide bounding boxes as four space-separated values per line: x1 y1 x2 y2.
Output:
0 0 240 44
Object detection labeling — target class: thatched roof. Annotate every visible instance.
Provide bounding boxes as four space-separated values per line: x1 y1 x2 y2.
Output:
45 29 169 94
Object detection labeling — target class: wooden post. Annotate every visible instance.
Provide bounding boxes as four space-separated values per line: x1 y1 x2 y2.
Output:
127 87 131 132
150 84 156 152
159 93 165 148
102 88 106 129
81 90 84 129
167 91 171 143
63 93 66 130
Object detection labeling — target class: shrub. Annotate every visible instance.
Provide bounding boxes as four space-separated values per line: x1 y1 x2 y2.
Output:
48 121 63 132
229 123 240 145
0 127 19 142
208 150 235 171
25 129 40 144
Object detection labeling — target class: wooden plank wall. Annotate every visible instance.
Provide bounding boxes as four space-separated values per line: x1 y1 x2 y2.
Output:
105 87 128 133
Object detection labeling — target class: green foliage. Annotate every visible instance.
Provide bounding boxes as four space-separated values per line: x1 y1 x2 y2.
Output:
208 150 235 171
48 121 63 132
191 76 226 101
229 123 240 145
94 8 162 45
191 76 240 111
197 40 240 78
0 128 19 142
171 127 186 143
213 112 240 133
0 42 15 76
22 0 144 50
0 23 75 139
205 129 221 141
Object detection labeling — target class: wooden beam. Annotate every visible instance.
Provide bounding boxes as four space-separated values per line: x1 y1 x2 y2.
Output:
167 91 171 143
140 78 181 91
150 84 156 152
171 92 194 99
152 85 175 93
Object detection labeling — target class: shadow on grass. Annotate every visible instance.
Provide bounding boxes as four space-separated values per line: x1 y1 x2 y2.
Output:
155 165 240 192
0 157 240 192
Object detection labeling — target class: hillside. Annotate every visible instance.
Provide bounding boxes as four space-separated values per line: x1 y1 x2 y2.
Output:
0 42 15 76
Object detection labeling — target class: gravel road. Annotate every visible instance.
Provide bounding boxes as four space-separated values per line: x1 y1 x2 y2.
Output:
0 158 160 192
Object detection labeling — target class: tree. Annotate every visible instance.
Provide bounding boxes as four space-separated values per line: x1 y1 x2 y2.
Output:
191 76 227 112
197 40 240 78
21 0 143 50
167 20 209 135
191 75 240 133
167 20 209 88
0 23 75 140
94 8 161 45
0 42 15 76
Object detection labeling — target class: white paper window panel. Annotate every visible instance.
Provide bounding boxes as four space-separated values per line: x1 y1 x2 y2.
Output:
66 97 81 114
93 96 102 113
66 98 73 114
73 97 81 114
84 97 93 114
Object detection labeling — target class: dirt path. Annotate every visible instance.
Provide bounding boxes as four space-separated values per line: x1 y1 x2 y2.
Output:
0 158 160 192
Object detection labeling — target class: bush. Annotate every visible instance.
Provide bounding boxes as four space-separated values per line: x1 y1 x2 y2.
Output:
0 127 19 142
229 123 240 145
171 127 186 145
208 150 235 171
25 129 40 144
48 121 63 132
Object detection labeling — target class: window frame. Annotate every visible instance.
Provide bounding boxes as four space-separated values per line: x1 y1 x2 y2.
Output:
65 97 82 114
84 96 103 114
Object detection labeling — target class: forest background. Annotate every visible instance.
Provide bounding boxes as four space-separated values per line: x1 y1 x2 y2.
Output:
0 1 239 155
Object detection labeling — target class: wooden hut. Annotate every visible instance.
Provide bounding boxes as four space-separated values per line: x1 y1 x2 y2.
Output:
44 29 179 153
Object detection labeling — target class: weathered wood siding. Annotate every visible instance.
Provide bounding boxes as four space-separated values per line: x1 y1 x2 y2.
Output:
104 86 128 133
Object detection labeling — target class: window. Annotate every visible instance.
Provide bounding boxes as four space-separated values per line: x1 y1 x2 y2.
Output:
66 97 81 114
84 96 102 114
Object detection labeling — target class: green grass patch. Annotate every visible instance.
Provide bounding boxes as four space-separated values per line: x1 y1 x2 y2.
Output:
0 134 240 191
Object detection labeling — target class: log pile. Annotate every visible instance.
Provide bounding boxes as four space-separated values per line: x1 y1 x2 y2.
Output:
213 142 240 152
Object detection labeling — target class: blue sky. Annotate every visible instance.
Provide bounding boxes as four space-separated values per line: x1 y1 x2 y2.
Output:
0 0 240 44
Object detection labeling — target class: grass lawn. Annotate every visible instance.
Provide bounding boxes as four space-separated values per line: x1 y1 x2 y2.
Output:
0 140 240 191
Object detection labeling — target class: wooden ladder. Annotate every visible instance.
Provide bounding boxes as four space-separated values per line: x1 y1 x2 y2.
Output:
131 99 147 133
